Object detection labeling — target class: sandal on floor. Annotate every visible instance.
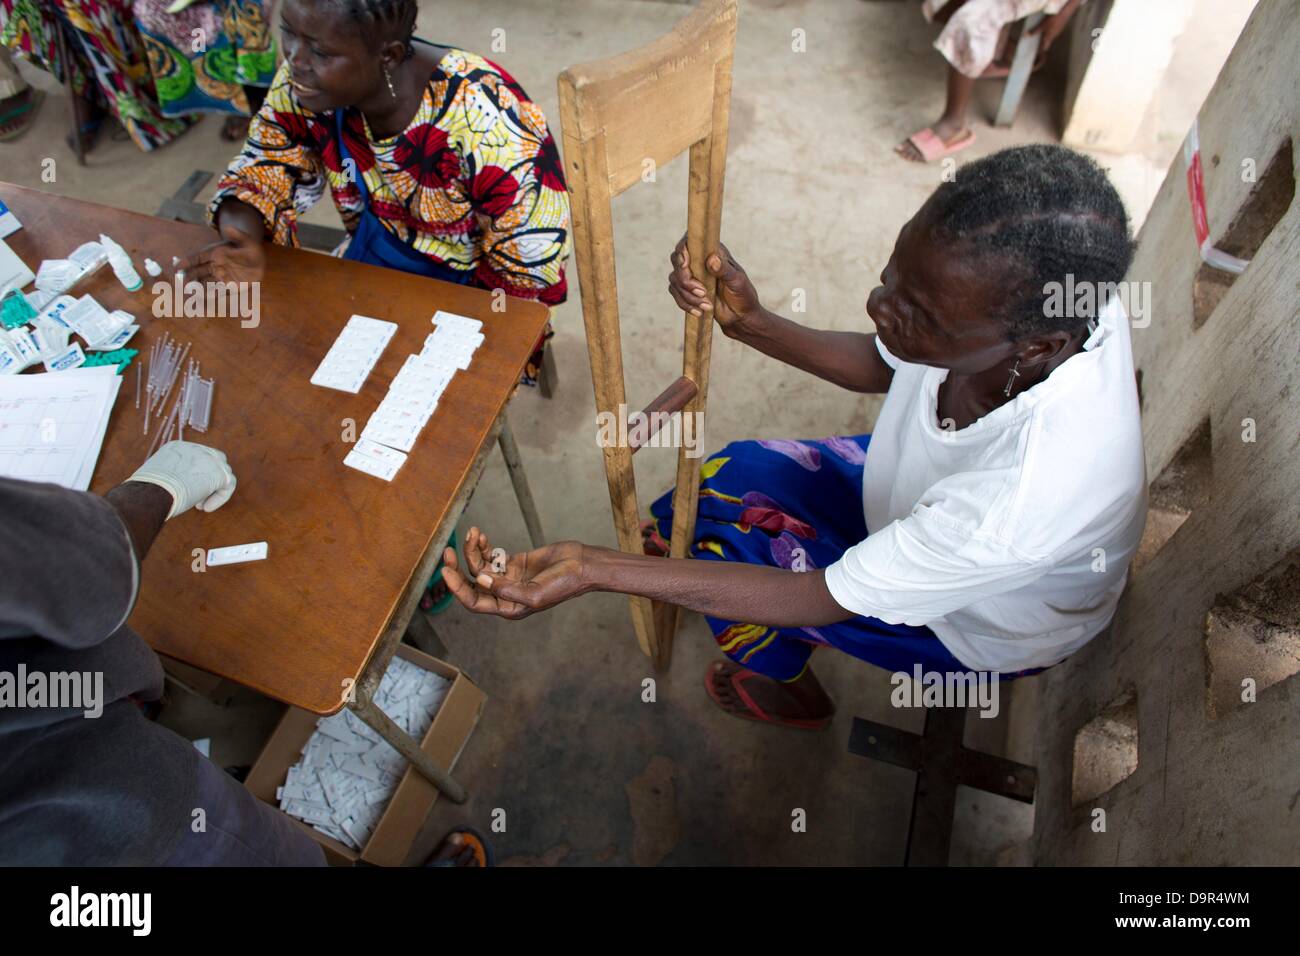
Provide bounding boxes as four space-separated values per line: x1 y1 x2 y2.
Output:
425 826 494 867
704 662 832 731
900 126 977 163
639 518 670 557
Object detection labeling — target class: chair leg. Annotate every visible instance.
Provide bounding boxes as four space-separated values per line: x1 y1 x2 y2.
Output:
497 413 546 550
54 23 85 167
538 340 559 399
994 13 1043 127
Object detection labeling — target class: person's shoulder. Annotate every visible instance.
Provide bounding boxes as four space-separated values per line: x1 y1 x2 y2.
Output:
1006 378 1146 551
434 46 540 115
439 49 516 85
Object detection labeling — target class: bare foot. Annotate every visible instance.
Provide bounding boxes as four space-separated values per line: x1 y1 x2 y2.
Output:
706 660 834 726
895 115 971 163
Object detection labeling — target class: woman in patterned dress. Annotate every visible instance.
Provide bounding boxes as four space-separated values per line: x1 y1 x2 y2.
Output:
132 0 280 141
1 0 192 151
185 0 571 383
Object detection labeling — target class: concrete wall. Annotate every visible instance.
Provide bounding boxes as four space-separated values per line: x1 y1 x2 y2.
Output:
1031 0 1300 865
1060 0 1192 154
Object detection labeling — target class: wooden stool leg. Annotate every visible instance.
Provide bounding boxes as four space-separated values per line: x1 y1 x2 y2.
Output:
497 413 546 550
538 341 559 399
53 22 86 167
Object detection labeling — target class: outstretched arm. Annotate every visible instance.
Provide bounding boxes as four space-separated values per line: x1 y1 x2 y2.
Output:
666 237 894 394
441 527 854 628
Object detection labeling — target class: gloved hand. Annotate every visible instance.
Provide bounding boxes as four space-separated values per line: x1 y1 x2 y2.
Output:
129 441 237 519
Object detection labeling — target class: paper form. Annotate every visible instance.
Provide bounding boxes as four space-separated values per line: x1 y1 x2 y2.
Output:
0 366 121 490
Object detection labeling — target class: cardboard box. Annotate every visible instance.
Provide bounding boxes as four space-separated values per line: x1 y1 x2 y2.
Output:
245 645 486 866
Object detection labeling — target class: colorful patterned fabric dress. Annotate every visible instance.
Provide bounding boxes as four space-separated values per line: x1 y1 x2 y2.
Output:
650 436 1047 682
132 0 278 117
922 0 1073 78
213 50 569 382
1 0 191 150
210 49 570 380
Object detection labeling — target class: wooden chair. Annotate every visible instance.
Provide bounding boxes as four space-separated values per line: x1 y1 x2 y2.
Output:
558 0 738 669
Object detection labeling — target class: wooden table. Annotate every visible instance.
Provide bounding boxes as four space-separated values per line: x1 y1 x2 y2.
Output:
1 182 551 800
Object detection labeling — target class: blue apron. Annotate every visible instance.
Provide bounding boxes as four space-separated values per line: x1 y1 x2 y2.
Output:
334 102 473 287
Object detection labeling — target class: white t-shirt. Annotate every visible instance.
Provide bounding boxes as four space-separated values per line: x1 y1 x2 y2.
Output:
823 299 1147 672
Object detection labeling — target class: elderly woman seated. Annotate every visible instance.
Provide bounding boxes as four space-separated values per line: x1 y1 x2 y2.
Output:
443 145 1146 730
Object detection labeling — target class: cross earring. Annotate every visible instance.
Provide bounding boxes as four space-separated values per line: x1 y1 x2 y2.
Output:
383 65 396 98
1003 359 1021 398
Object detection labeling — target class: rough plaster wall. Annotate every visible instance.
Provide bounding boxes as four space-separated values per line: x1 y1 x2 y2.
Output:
1031 0 1300 865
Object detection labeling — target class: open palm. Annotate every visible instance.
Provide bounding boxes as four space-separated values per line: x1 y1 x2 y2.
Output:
440 527 589 620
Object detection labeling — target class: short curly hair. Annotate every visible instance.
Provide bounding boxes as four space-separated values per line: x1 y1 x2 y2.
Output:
927 144 1136 339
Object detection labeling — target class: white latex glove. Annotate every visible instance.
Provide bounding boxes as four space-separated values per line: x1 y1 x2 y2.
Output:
129 441 237 519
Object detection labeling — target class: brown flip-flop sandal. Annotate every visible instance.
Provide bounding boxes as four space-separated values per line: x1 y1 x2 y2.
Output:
704 662 832 731
425 826 494 867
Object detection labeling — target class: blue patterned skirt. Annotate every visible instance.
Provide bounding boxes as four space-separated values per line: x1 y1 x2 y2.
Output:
650 435 989 682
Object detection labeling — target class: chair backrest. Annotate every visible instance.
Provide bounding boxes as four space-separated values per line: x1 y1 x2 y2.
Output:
558 0 738 669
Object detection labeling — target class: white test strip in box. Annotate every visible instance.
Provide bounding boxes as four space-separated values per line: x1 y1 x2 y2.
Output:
207 541 269 566
310 315 397 393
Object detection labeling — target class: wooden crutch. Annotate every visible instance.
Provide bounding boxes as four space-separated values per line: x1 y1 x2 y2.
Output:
558 0 738 670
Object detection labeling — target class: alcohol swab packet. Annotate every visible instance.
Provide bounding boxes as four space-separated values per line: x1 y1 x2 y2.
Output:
44 342 87 372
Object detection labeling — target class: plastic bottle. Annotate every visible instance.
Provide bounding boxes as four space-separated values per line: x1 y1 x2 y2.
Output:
99 234 143 292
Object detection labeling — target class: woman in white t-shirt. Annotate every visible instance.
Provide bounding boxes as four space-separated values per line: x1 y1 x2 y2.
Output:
442 145 1147 731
